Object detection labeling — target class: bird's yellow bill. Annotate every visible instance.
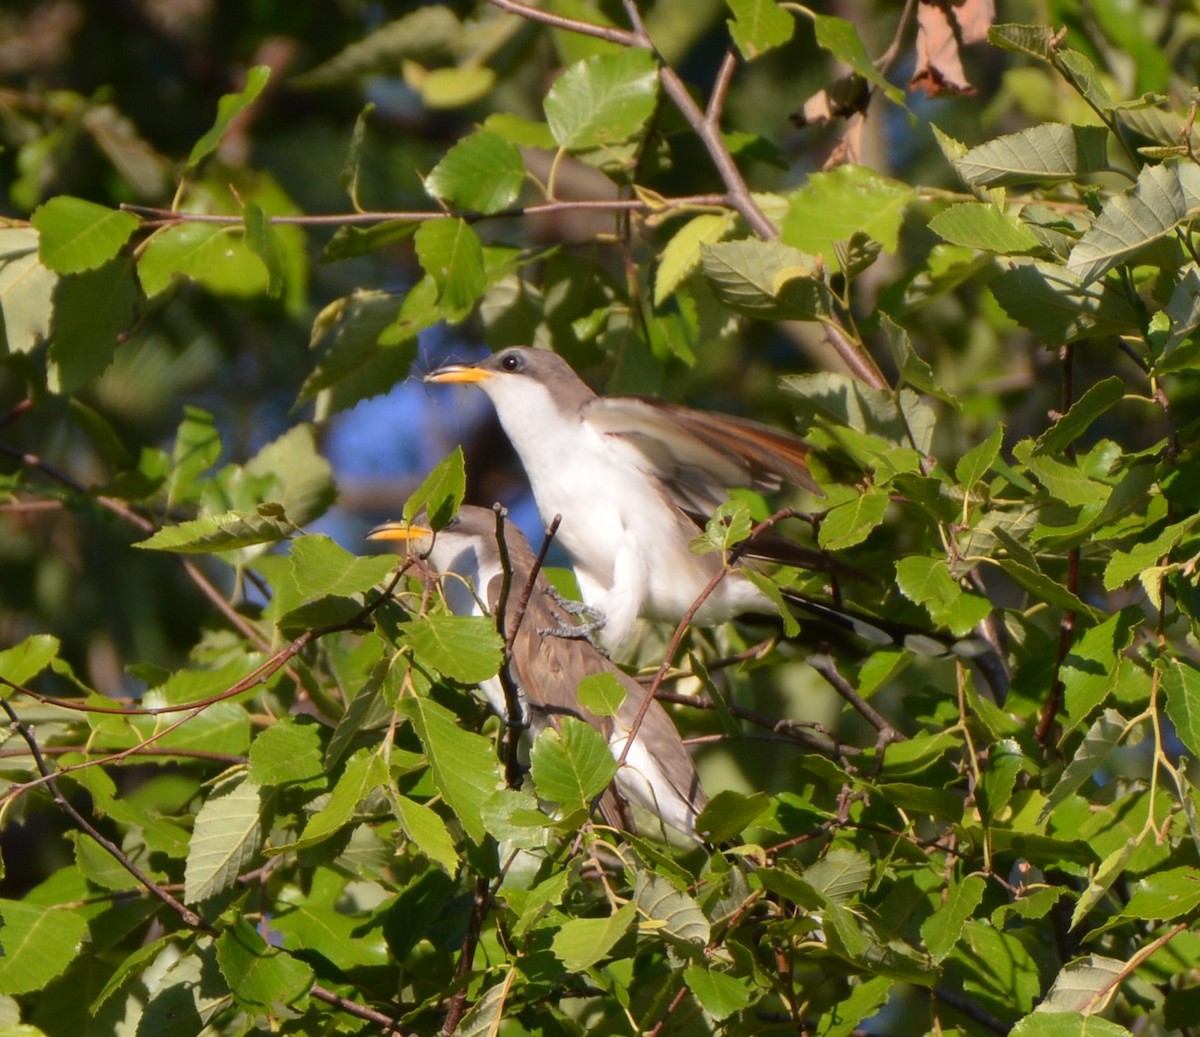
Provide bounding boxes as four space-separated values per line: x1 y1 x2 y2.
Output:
425 364 492 385
367 521 433 545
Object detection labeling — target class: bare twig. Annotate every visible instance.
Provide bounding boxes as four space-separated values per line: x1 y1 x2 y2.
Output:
806 653 905 746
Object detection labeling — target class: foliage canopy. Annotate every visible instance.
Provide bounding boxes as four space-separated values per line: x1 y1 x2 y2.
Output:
2 1 1200 1035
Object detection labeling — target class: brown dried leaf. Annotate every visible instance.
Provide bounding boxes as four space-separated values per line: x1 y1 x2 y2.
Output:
824 113 865 169
909 0 994 98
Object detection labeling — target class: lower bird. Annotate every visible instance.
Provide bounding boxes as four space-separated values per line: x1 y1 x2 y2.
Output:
368 505 708 840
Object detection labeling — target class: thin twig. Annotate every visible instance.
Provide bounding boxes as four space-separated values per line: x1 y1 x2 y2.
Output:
441 875 492 1035
805 653 905 745
706 49 739 127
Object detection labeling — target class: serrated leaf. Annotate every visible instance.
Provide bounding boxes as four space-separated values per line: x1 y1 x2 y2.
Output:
530 716 617 813
551 902 636 971
1120 865 1200 922
921 874 986 962
726 0 793 60
184 774 266 903
137 222 268 299
1011 1012 1134 1037
290 534 397 601
248 717 325 786
683 965 756 1019
187 65 271 168
1162 657 1200 760
997 557 1099 618
1038 709 1128 824
0 226 58 353
136 510 292 553
1068 162 1200 285
294 750 388 850
31 197 139 274
403 446 466 528
812 15 904 104
425 130 525 214
655 211 736 307
0 633 60 689
576 672 626 717
216 916 313 1010
399 695 500 844
782 165 913 267
0 901 88 995
817 487 889 550
894 556 992 637
46 259 138 394
804 848 870 903
696 789 771 844
395 794 459 873
1034 377 1125 456
635 871 710 945
930 202 1041 253
545 49 659 150
1103 515 1200 591
816 975 893 1037
1037 955 1125 1015
400 614 503 684
988 23 1055 60
413 217 485 315
954 124 1110 187
701 238 831 320
956 423 1004 488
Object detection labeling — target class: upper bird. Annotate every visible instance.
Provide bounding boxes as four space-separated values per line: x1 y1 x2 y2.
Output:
368 504 708 840
426 347 827 649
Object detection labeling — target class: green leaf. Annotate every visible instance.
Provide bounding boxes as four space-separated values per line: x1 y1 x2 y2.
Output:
395 794 459 873
415 66 496 109
294 750 389 850
0 901 88 995
953 124 1111 187
243 202 284 298
544 49 659 150
425 130 526 214
683 965 756 1019
817 487 889 550
1068 162 1200 285
812 15 904 104
1038 709 1128 824
31 197 138 274
168 407 222 509
782 166 913 267
0 226 58 353
726 0 794 60
696 790 771 844
894 556 992 637
1034 377 1126 455
187 65 271 169
1061 610 1141 729
804 848 871 903
956 423 1004 488
551 901 636 971
1103 515 1200 591
815 975 893 1037
216 916 313 1010
997 557 1099 618
988 23 1056 60
701 238 832 320
184 774 266 903
244 424 336 527
929 202 1041 253
635 871 711 945
655 211 737 307
135 509 293 553
399 695 501 844
137 222 268 299
47 258 139 393
576 672 626 718
290 534 397 601
1162 657 1200 760
0 634 60 689
1071 837 1139 930
403 446 466 528
413 218 486 315
400 614 504 684
1010 1012 1134 1037
1036 955 1126 1015
530 716 618 814
1121 865 1200 922
248 717 326 786
921 874 986 962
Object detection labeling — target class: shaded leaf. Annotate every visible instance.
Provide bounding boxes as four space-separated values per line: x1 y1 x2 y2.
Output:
413 218 486 315
216 916 313 1010
930 202 1041 253
955 124 1111 187
136 510 293 553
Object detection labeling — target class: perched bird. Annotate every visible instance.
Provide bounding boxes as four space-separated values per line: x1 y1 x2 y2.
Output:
368 505 708 839
425 347 828 649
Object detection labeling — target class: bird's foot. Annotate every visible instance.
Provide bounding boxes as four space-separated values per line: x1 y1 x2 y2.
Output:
548 588 604 624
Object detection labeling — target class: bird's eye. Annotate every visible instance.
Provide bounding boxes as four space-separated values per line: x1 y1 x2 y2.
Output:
500 352 522 372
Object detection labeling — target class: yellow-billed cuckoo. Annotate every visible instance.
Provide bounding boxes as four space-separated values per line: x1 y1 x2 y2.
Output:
424 347 954 658
368 505 708 839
